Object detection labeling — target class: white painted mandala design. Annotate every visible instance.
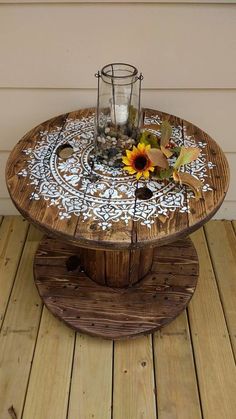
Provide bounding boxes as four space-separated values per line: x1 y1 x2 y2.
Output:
18 114 215 229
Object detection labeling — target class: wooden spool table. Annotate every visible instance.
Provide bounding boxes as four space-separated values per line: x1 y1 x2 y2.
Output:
6 108 229 339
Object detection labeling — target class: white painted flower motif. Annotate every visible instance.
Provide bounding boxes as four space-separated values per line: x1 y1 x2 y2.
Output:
23 148 33 155
98 221 112 230
30 179 40 186
18 168 28 177
141 219 155 228
208 161 215 169
179 205 189 213
58 158 77 172
59 211 71 220
198 141 207 148
30 192 40 200
63 174 81 187
18 113 215 230
202 183 213 192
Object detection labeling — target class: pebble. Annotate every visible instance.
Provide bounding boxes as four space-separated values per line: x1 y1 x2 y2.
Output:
96 130 138 166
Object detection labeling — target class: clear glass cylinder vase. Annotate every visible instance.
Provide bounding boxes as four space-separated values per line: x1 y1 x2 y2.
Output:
95 63 143 167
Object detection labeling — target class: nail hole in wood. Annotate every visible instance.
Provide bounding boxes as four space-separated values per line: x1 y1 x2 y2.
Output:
57 143 74 159
66 255 80 272
135 187 153 200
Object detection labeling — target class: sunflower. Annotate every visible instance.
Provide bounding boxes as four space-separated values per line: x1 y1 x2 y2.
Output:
122 143 155 180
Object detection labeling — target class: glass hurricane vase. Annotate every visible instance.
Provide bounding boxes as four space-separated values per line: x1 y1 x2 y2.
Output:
95 63 143 167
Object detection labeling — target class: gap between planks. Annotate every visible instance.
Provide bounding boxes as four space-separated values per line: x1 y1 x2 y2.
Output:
0 217 236 419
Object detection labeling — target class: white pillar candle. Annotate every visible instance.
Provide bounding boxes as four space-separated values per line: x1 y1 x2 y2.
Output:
111 104 128 125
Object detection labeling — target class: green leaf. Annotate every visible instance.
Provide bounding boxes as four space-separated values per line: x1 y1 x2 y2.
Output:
139 130 159 148
161 120 172 147
174 147 201 169
159 167 174 179
172 146 182 155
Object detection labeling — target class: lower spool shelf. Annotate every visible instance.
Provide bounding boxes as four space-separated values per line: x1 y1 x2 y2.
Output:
34 236 199 339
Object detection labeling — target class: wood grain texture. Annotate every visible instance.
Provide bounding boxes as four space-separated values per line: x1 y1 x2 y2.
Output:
1 196 236 220
80 247 153 287
189 228 236 419
205 220 236 357
22 308 75 419
153 312 202 419
0 217 236 418
0 216 28 328
113 335 156 419
6 108 229 250
0 226 42 419
68 334 113 419
34 235 198 339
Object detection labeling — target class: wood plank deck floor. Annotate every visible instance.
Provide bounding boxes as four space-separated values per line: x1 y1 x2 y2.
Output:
0 216 236 419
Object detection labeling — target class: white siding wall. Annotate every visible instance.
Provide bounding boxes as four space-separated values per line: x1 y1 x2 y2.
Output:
1 1 235 218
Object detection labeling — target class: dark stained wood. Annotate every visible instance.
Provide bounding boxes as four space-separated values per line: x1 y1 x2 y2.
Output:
6 107 229 250
34 236 199 340
79 248 106 286
79 247 153 287
183 118 230 231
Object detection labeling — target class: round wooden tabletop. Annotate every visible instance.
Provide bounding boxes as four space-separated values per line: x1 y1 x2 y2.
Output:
6 108 229 250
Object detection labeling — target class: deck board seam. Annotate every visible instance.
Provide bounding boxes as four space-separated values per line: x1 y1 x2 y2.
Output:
0 218 29 332
111 340 115 419
203 224 236 365
65 331 77 419
151 333 158 419
231 220 236 236
20 305 45 419
186 307 204 419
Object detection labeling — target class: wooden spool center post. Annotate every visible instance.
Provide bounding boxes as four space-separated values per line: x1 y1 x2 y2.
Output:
79 247 154 288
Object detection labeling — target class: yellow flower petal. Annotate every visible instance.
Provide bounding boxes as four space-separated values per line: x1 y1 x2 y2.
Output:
122 156 131 165
126 149 133 158
149 166 155 172
132 146 139 155
138 142 151 152
136 172 142 180
137 142 145 151
143 170 150 179
124 166 136 174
